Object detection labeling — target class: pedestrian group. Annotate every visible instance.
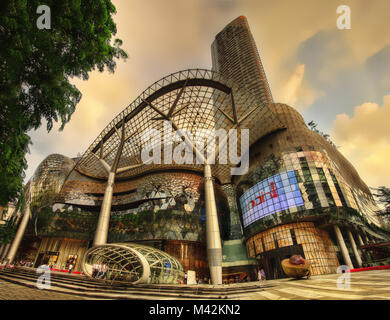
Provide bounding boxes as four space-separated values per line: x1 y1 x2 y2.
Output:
91 263 109 279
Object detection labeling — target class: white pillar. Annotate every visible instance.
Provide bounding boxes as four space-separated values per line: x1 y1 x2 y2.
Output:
333 225 354 269
6 206 31 263
1 243 11 260
357 233 364 246
0 244 5 258
93 171 115 247
204 164 223 285
347 229 362 268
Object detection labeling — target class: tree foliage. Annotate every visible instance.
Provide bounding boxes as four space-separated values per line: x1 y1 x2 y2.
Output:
307 120 337 148
0 0 127 205
372 186 390 219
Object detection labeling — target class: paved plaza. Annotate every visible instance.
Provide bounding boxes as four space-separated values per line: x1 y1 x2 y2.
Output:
243 270 390 300
0 270 389 300
0 280 91 300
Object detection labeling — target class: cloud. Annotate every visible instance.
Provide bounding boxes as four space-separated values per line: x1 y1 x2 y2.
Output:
298 30 390 130
331 94 390 187
278 64 323 111
365 45 390 101
279 64 306 106
23 0 390 189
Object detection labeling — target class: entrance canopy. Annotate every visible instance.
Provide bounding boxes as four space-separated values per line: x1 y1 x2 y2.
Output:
82 243 184 284
73 69 285 184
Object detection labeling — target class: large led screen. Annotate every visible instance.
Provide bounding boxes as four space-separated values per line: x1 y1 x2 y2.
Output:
239 170 304 228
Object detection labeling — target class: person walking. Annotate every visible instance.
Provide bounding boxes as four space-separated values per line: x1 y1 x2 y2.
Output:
258 268 266 287
97 264 104 279
92 263 98 278
68 263 74 274
102 264 108 279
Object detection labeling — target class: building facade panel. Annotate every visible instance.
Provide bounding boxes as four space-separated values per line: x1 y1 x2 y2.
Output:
246 222 339 278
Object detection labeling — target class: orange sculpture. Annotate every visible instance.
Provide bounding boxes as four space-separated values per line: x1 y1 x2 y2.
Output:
281 255 311 279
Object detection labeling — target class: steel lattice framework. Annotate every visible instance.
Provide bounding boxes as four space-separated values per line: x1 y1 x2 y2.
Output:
74 69 285 184
82 243 184 284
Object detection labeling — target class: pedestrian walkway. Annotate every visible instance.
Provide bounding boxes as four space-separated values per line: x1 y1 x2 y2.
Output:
0 280 92 300
242 270 390 300
0 267 389 300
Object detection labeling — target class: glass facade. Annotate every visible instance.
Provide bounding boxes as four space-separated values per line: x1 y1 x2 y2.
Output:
164 240 209 279
239 170 304 227
246 222 339 276
35 237 88 271
238 149 382 236
211 15 273 105
30 154 75 209
234 101 389 277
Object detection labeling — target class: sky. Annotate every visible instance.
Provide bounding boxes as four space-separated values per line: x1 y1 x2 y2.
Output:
25 0 390 189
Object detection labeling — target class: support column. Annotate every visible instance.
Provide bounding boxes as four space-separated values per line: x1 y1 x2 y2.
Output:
333 225 354 269
356 232 368 263
6 206 30 263
93 171 115 247
347 229 362 268
1 243 11 260
357 233 364 246
204 164 223 285
0 244 5 258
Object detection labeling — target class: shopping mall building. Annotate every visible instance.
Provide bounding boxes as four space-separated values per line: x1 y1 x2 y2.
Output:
1 16 389 284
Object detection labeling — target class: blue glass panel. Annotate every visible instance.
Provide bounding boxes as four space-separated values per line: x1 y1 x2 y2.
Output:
240 170 304 227
286 192 294 199
287 198 296 207
294 190 302 198
289 177 297 184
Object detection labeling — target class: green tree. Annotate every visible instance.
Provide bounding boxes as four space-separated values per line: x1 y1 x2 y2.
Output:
0 0 127 206
307 120 337 148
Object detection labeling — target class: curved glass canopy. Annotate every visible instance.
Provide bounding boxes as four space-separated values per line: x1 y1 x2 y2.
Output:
82 243 184 284
73 69 285 184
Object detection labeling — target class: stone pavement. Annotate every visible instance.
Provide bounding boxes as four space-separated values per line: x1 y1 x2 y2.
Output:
242 270 390 300
0 279 91 300
0 269 389 300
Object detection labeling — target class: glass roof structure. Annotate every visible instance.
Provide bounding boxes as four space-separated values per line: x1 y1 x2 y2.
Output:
30 154 75 208
82 243 184 284
73 69 286 184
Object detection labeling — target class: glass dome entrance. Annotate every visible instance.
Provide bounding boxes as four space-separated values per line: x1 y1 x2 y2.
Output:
82 243 184 284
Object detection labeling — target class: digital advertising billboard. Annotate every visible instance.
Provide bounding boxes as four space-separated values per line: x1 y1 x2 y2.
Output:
239 170 304 228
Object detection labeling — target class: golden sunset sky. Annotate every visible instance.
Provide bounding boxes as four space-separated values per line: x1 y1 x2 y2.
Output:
26 0 390 189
